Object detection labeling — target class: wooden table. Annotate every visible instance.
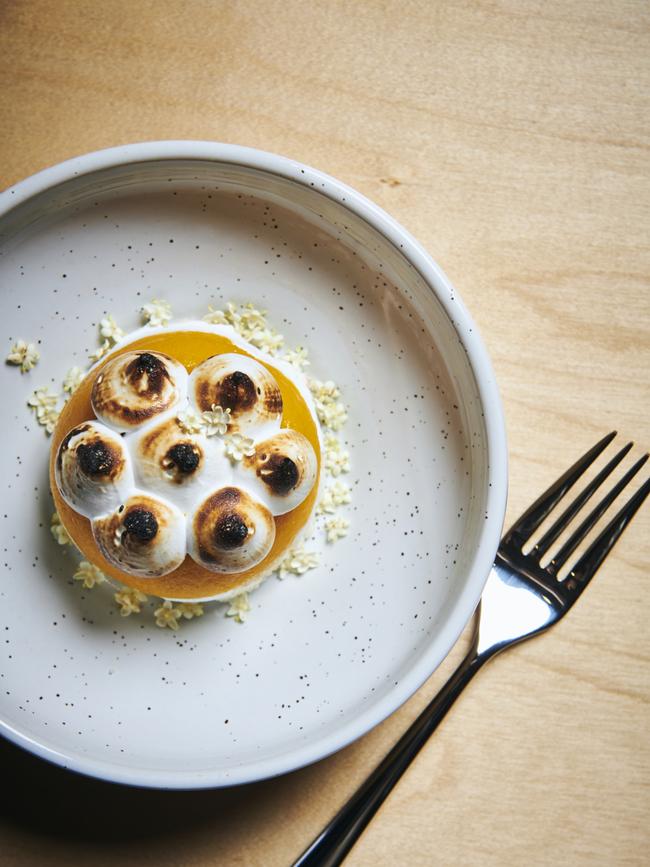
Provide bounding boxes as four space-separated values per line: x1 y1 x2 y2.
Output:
1 2 648 864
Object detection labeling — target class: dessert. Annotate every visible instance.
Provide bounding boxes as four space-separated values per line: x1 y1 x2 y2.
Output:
50 325 321 602
10 299 351 627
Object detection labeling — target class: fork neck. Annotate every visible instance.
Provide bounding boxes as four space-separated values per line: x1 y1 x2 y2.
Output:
474 562 559 658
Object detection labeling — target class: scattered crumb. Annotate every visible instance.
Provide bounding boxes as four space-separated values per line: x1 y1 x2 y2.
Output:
142 298 172 327
309 378 348 431
324 434 351 477
203 302 283 355
226 593 250 623
99 314 125 344
276 546 320 579
89 339 111 363
154 600 182 630
177 602 204 620
283 346 310 371
62 366 84 395
6 339 39 373
73 560 107 589
51 511 72 546
325 516 350 543
27 387 60 434
114 588 148 616
317 481 352 514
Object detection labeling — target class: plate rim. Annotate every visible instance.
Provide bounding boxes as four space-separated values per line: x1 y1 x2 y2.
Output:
0 141 508 788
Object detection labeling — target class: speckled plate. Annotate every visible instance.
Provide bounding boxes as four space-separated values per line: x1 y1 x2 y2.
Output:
0 142 507 788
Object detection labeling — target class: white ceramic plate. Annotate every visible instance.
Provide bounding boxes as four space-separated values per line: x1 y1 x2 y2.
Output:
0 142 507 788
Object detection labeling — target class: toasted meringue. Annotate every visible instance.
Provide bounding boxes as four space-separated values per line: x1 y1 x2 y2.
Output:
189 353 282 434
236 430 318 516
91 351 187 431
129 412 230 513
53 331 323 590
188 486 275 573
92 493 186 577
55 421 134 518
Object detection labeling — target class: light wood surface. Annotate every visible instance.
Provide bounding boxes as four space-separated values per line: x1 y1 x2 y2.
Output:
1 2 649 865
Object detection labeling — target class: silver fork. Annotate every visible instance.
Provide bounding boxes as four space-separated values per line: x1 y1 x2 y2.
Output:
294 431 650 867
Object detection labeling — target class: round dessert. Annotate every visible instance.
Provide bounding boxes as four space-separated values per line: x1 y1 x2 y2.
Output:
49 327 321 601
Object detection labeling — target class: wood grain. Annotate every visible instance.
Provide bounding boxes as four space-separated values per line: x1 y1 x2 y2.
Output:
1 1 649 865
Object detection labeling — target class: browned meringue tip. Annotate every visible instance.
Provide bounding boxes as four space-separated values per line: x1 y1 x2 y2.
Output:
91 350 187 431
92 493 186 578
134 414 205 484
55 421 134 518
241 429 318 515
189 486 275 573
189 353 282 431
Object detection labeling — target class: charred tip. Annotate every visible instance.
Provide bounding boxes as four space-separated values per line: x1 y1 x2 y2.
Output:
259 454 299 495
76 440 117 478
213 512 250 549
123 508 159 542
217 371 258 413
125 352 169 395
165 442 201 475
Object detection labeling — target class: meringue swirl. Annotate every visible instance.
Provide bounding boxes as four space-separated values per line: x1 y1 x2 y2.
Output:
237 429 318 516
92 351 187 431
189 353 282 433
188 486 276 573
92 493 186 577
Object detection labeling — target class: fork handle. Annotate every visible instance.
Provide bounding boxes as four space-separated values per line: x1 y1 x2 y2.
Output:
292 646 495 867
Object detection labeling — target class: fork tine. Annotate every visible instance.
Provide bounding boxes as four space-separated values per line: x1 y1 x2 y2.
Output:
504 431 617 545
563 476 650 593
548 454 649 573
533 442 633 560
